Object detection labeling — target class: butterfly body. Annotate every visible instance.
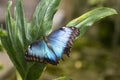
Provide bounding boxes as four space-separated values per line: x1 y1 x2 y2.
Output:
25 27 80 65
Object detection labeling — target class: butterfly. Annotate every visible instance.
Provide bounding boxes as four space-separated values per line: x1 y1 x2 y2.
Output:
25 26 80 65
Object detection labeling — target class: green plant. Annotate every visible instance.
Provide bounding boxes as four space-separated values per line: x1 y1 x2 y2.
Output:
0 0 117 79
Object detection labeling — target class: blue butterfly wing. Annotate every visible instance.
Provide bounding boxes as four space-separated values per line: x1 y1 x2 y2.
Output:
25 40 58 64
48 27 73 58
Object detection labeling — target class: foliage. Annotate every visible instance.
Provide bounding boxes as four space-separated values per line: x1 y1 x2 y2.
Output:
0 0 117 79
67 7 117 37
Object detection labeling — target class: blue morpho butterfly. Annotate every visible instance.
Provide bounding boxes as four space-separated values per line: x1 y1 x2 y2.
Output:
25 26 80 65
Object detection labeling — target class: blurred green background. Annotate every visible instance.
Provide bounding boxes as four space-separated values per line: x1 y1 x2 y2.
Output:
0 0 120 80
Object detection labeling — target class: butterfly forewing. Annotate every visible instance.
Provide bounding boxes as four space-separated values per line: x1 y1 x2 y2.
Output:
48 27 74 58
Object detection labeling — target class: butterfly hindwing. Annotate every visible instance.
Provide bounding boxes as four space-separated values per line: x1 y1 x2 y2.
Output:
25 26 80 65
25 40 58 64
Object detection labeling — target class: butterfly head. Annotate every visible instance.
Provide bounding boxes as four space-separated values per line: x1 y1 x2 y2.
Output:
25 45 33 60
25 45 31 54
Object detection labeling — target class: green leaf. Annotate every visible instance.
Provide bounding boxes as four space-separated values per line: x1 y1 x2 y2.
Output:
30 0 60 40
0 0 61 80
24 63 46 80
67 7 117 37
14 0 27 46
2 1 26 78
54 76 72 80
